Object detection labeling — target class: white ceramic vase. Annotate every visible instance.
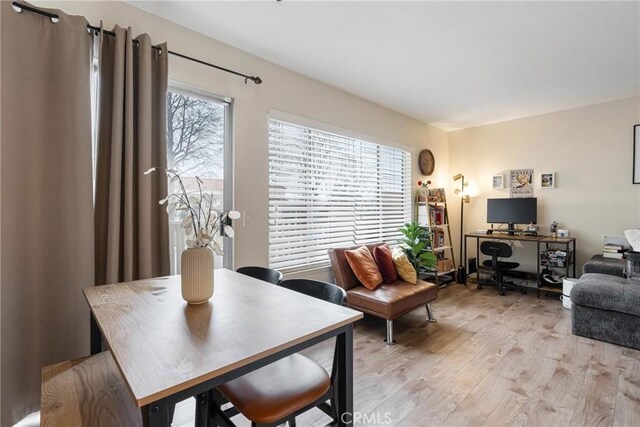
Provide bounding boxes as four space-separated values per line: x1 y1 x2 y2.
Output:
181 247 214 304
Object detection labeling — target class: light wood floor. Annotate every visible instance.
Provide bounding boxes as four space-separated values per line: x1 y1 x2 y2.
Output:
173 284 640 426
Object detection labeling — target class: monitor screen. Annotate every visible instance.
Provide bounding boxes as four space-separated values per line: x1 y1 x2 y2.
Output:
487 198 537 225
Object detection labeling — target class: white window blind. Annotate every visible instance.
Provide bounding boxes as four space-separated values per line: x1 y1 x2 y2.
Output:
268 119 412 272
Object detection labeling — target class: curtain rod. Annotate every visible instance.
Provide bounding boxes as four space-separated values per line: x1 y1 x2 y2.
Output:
11 1 263 85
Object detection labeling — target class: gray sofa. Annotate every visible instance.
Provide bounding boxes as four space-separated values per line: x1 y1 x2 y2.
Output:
570 236 640 349
571 273 640 350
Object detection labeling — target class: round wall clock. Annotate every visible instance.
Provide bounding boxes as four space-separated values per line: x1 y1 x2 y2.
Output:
418 149 435 176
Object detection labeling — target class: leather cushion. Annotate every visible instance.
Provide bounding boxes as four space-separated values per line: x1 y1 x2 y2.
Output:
344 246 383 290
328 244 381 290
347 279 438 319
391 247 417 284
218 354 330 424
373 244 398 284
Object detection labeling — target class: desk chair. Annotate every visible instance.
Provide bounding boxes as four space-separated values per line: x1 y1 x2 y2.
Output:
236 266 284 285
479 241 523 296
213 279 347 427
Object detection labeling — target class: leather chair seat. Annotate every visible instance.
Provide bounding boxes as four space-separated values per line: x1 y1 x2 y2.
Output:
347 280 438 319
482 260 519 270
218 353 330 424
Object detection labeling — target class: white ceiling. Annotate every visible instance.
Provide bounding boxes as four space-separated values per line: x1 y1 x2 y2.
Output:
130 1 640 130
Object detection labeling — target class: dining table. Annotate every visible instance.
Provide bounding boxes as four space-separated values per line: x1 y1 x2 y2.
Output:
84 268 363 427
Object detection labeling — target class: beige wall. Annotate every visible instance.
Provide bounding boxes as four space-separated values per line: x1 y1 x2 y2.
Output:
449 96 640 276
36 1 448 282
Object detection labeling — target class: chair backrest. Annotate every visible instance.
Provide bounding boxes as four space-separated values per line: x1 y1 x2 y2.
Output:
328 243 381 290
480 241 513 259
236 266 283 285
278 279 347 306
279 278 347 384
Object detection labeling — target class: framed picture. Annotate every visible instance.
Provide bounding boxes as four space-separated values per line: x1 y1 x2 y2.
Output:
492 174 504 189
634 124 640 184
541 172 555 189
510 169 533 198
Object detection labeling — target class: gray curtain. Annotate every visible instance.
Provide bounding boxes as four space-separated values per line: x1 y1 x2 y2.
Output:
0 3 94 426
94 26 170 285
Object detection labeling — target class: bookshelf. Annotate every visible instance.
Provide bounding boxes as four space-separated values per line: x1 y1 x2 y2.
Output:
415 188 456 286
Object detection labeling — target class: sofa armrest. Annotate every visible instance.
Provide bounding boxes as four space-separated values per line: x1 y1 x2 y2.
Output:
583 255 626 278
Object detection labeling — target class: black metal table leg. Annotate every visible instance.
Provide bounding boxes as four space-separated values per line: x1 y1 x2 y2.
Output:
194 392 210 427
572 239 576 278
476 237 480 281
336 325 354 427
142 402 171 427
90 313 102 355
464 235 468 277
536 241 541 298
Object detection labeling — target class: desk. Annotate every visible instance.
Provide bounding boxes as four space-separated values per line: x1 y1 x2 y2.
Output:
84 269 363 427
464 233 576 296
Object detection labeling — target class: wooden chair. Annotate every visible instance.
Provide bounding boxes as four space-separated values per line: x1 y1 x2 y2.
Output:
213 279 347 427
41 351 141 427
479 241 523 296
236 266 284 285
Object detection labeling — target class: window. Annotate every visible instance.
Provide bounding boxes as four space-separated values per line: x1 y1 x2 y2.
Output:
268 118 412 272
167 85 233 274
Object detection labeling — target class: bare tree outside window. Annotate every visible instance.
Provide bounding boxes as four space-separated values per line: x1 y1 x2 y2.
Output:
167 91 224 178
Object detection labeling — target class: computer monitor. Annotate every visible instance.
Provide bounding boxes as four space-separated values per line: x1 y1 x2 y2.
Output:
487 198 537 231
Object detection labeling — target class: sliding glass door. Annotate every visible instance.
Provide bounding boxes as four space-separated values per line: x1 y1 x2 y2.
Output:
166 84 233 273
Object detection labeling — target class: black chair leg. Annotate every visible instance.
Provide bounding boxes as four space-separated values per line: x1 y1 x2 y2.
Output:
288 418 297 427
330 397 338 425
498 270 506 296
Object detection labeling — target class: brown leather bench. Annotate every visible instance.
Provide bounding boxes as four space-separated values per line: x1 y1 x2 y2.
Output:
328 243 438 344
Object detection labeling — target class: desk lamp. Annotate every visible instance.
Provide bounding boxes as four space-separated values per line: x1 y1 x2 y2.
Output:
453 174 470 284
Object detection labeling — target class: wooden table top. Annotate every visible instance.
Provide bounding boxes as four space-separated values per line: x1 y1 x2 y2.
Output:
83 269 363 407
466 232 576 244
466 232 545 242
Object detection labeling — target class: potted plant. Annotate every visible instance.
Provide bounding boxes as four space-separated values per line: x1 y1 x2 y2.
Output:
400 221 437 274
145 167 240 304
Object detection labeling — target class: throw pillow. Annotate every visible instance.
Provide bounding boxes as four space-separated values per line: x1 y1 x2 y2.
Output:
344 246 383 290
391 246 417 284
625 229 640 251
373 244 398 284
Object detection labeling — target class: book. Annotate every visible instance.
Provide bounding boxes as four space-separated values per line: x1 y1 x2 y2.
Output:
431 228 445 248
427 188 447 203
603 252 624 259
603 244 623 251
429 205 445 226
